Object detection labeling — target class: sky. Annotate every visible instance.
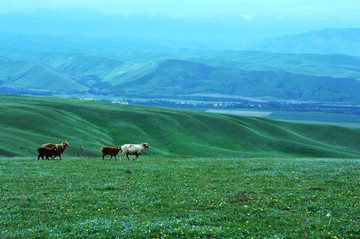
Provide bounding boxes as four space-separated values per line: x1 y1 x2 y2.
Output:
1 0 360 19
0 0 359 50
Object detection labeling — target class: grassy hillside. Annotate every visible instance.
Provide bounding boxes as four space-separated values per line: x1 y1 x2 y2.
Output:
195 51 360 78
1 94 360 158
0 58 88 94
114 59 360 102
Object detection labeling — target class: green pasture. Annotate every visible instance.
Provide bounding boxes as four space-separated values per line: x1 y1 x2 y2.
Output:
1 94 360 238
1 156 359 238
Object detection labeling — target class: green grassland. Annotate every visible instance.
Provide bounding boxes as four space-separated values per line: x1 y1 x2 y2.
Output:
1 94 360 158
1 156 359 238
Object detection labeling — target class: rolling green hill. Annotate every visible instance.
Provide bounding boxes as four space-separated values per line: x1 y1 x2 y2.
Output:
0 58 88 94
1 94 360 158
114 59 360 102
194 50 360 78
2 32 360 103
2 49 360 103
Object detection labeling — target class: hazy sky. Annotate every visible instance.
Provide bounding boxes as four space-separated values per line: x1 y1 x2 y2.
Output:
1 0 360 18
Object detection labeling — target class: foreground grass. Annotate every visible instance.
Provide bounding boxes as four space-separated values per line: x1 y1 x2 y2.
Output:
1 156 359 238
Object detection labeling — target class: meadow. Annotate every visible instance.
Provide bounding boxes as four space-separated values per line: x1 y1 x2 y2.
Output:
1 94 360 238
1 156 359 238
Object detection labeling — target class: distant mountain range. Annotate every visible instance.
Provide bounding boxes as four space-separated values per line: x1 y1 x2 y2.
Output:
253 28 360 55
1 30 360 103
2 10 359 50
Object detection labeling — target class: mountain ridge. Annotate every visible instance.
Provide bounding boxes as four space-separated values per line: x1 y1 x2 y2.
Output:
1 31 360 102
113 58 360 102
253 28 360 55
1 54 360 102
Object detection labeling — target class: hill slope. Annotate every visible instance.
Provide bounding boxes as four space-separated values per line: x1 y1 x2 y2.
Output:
114 59 360 102
0 58 89 94
1 94 360 158
253 28 360 55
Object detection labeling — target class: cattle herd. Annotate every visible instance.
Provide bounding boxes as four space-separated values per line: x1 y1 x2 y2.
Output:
37 142 150 161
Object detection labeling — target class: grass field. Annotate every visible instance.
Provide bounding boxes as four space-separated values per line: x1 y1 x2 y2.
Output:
1 94 360 238
1 156 359 238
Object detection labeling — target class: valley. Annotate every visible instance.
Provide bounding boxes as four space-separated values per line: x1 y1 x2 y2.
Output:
1 31 360 122
1 30 360 158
